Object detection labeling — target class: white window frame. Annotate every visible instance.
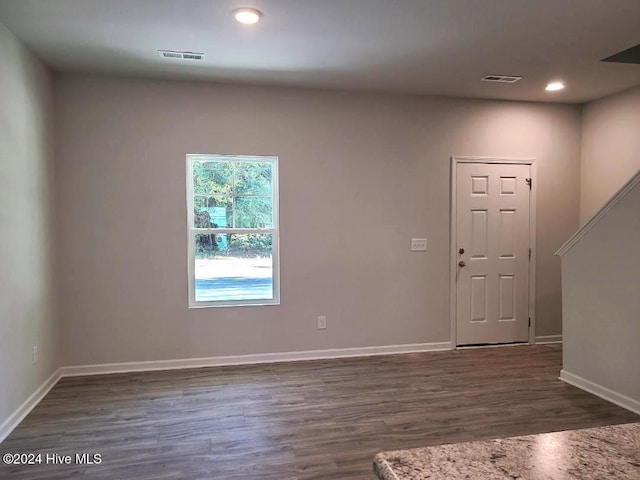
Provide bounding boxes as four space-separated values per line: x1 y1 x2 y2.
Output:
186 154 280 308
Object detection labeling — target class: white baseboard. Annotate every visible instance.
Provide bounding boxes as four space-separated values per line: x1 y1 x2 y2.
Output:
60 342 453 377
535 334 563 344
1 342 451 442
560 369 640 416
0 368 62 444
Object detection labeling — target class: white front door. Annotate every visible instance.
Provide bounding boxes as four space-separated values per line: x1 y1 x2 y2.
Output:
456 162 531 345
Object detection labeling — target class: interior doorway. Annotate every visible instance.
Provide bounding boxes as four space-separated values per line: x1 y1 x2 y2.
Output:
450 157 536 347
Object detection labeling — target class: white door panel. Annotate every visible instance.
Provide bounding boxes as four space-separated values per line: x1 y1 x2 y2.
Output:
456 163 530 345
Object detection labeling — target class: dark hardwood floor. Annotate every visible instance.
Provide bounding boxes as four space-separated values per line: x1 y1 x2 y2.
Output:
1 344 638 479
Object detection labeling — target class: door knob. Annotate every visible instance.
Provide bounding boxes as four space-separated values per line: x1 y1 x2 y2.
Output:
458 260 466 267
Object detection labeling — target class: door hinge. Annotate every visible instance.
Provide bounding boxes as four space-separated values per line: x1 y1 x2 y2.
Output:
528 248 531 260
525 178 532 189
528 317 531 328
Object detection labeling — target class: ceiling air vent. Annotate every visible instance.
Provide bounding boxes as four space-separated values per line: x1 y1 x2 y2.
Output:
158 50 205 61
482 75 522 83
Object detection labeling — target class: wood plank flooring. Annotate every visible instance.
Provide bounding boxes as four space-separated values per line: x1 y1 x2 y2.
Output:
1 345 638 479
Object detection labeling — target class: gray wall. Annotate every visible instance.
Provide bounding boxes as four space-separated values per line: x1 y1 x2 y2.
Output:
561 179 640 405
55 74 581 366
581 85 640 223
0 23 58 431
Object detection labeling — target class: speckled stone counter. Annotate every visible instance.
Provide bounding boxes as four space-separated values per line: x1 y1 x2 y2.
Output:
373 422 640 479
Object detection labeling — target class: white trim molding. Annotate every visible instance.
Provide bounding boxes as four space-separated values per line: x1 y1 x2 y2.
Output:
0 369 62 443
560 369 640 416
2 342 453 443
535 335 563 344
556 168 640 256
60 342 453 377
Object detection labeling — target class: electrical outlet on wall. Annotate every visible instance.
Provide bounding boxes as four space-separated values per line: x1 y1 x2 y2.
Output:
32 345 38 364
317 316 327 330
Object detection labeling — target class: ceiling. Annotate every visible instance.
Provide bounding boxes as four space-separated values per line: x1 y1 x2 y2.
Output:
1 0 639 103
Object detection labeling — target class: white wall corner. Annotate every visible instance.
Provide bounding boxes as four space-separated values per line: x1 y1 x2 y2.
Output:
0 369 62 444
560 369 640 416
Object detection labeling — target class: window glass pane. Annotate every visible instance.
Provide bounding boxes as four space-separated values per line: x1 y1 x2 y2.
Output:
235 162 273 195
193 196 232 228
194 233 273 302
193 161 233 195
235 196 273 228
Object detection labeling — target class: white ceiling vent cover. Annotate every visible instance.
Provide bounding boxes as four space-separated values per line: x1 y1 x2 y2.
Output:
158 50 205 61
482 75 522 83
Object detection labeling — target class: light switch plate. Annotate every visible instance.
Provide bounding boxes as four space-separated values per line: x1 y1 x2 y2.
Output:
411 238 427 251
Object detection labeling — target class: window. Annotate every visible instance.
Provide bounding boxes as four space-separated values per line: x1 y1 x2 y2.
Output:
186 154 279 307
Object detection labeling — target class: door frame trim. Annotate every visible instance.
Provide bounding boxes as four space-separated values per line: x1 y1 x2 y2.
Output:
449 156 537 347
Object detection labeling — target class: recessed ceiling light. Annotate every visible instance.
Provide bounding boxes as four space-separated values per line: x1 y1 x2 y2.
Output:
545 81 565 92
233 7 262 24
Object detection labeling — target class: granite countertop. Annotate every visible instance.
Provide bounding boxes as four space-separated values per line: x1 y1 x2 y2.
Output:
373 422 640 479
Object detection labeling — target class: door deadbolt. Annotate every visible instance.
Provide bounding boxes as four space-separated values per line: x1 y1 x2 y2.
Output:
459 248 465 255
